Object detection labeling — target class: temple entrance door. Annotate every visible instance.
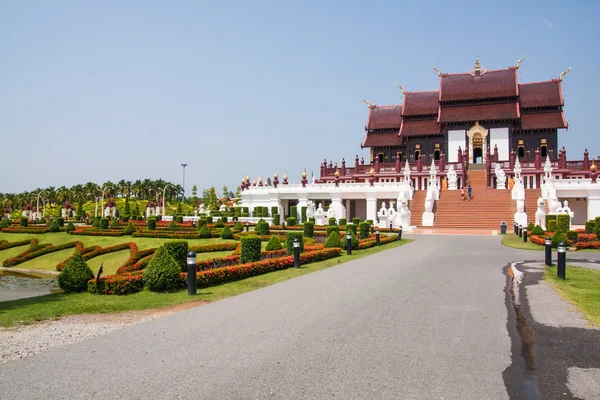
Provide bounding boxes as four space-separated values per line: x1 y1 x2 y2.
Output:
473 147 483 164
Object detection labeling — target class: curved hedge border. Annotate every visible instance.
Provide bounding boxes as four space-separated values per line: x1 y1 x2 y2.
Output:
70 229 127 237
0 239 34 251
3 241 84 267
88 272 145 295
357 234 398 249
56 242 139 271
189 242 239 253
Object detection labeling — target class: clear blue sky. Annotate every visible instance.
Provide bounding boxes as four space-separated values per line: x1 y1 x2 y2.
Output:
1 0 599 194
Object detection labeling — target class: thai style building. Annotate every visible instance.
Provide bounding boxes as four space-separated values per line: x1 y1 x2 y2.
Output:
241 57 600 230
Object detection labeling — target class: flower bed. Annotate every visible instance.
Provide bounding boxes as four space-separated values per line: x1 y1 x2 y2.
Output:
529 235 546 246
3 241 84 267
56 242 139 271
189 242 239 253
132 230 201 239
70 229 127 237
357 234 398 249
0 239 34 251
575 241 600 250
0 227 53 234
88 273 145 295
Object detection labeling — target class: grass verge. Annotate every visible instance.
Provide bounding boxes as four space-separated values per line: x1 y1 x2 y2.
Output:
501 233 544 251
545 265 600 328
0 239 413 327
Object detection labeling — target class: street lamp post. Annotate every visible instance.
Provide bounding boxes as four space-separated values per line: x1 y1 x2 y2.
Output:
162 184 173 217
181 163 188 203
36 191 47 220
87 192 98 218
101 186 112 218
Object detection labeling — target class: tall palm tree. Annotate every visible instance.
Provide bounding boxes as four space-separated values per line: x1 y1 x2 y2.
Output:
117 179 127 198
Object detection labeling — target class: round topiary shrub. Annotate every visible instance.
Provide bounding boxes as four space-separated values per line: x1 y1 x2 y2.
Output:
143 246 182 291
215 219 225 228
240 236 262 263
324 231 343 248
167 220 177 230
531 225 545 236
233 221 243 232
147 217 157 230
49 220 60 232
56 217 65 227
58 252 94 293
110 219 120 228
328 218 337 226
124 222 136 235
265 235 283 251
198 224 212 238
220 226 234 239
352 217 361 225
551 230 568 248
65 221 76 233
339 218 347 226
20 217 28 227
99 218 109 230
303 221 315 238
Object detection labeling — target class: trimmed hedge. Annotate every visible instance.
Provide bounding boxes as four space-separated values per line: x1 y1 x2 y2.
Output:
286 217 297 227
303 221 315 238
100 218 109 230
326 226 340 237
551 230 568 248
547 220 557 233
124 222 136 235
285 232 304 255
57 217 65 227
233 221 243 232
215 219 225 228
65 221 76 233
19 217 28 227
585 220 595 233
328 218 337 226
167 220 177 230
359 222 370 239
49 221 60 232
240 236 262 263
339 218 347 226
531 225 545 236
557 214 570 233
265 236 283 251
198 225 212 238
147 218 157 230
566 230 578 242
352 218 361 225
221 226 234 239
324 231 342 248
88 273 144 295
58 252 94 293
256 221 270 236
272 214 280 226
163 241 188 272
144 246 182 291
346 223 357 235
290 206 297 220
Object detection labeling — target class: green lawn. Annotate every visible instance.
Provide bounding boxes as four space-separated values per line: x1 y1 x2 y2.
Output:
0 239 413 327
501 233 544 251
545 265 600 328
15 248 76 271
0 244 30 265
87 250 132 275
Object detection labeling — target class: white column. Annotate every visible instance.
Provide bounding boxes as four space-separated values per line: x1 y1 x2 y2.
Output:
330 192 345 221
297 193 308 222
345 199 351 220
366 193 377 223
587 196 600 221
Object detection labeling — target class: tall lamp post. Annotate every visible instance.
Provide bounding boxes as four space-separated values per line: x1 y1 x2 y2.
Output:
100 186 112 217
87 192 98 218
181 163 188 203
36 191 47 220
162 184 173 217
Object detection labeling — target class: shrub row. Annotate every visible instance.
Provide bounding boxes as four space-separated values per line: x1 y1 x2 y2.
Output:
189 242 239 253
56 242 139 271
88 272 145 295
357 235 398 249
3 241 84 267
70 229 127 237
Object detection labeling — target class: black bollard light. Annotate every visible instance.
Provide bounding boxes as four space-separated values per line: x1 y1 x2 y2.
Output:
376 229 380 246
293 238 301 268
523 227 528 243
389 221 393 232
346 231 352 255
557 241 566 279
545 236 552 266
245 221 249 232
371 223 374 234
187 251 197 295
398 226 403 240
518 224 523 238
282 221 285 230
514 222 518 234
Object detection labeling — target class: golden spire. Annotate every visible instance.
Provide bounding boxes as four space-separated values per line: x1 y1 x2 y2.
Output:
283 171 288 180
369 168 375 176
558 67 571 81
591 160 597 172
245 175 250 181
396 84 406 94
334 168 340 178
362 98 373 108
474 52 481 71
274 172 278 179
302 169 307 178
432 67 442 77
515 56 525 68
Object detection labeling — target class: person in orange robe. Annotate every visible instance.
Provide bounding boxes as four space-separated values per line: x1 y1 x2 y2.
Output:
508 177 515 190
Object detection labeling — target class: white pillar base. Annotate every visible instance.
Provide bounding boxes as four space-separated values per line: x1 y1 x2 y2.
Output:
422 212 435 227
514 212 528 227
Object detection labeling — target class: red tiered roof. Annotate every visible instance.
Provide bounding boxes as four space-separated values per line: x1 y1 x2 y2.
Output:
439 68 518 102
519 111 567 130
519 81 563 108
438 102 519 123
402 91 439 116
362 132 402 147
365 105 403 130
399 119 441 137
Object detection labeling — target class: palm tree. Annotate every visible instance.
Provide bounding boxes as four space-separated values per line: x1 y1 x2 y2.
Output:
132 180 142 199
117 179 127 198
125 181 132 198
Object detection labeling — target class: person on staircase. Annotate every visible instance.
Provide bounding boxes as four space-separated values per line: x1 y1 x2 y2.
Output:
468 185 472 201
460 186 465 201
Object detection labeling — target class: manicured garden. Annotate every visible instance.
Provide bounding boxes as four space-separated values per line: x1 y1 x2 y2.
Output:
0 215 411 327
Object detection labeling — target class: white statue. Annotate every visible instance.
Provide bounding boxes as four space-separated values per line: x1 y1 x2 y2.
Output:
219 203 227 212
316 203 325 215
425 183 436 213
311 176 316 184
396 199 411 229
403 159 411 182
562 200 574 229
495 163 506 189
378 202 388 216
446 165 457 190
388 202 396 217
326 206 336 219
535 197 546 229
556 201 564 214
306 200 316 219
546 181 560 214
429 159 437 185
198 204 206 214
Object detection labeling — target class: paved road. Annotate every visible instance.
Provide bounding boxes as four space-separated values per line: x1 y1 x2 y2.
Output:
0 236 567 399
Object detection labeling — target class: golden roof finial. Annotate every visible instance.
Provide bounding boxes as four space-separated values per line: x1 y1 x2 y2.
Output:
283 171 288 180
474 52 481 71
591 160 597 173
302 169 307 178
396 84 406 95
559 67 571 81
334 168 340 178
369 167 375 176
274 172 278 179
362 98 373 108
515 56 525 68
432 67 442 77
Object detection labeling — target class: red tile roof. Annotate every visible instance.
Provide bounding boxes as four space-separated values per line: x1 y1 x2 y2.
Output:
366 105 403 130
402 91 439 116
438 102 519 123
440 68 518 102
519 111 567 130
399 119 441 137
519 81 563 108
362 132 402 147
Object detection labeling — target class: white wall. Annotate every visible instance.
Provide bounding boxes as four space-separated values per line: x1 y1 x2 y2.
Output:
490 127 509 161
559 197 587 225
447 130 465 163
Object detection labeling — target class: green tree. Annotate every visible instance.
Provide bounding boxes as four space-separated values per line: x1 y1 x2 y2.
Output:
234 186 242 204
201 189 210 205
208 187 219 212
124 197 131 217
266 177 272 186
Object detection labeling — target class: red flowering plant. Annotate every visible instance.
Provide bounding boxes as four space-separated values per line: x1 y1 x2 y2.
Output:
88 273 145 295
57 242 138 271
3 241 83 267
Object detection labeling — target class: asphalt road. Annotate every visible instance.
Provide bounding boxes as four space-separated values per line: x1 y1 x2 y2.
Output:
0 236 552 399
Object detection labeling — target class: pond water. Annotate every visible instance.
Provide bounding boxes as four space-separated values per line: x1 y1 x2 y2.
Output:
0 271 61 302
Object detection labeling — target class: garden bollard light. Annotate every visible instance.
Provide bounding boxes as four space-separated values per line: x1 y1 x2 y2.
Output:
389 221 393 231
557 242 566 279
545 236 552 266
282 221 285 230
376 229 380 246
518 224 523 238
245 222 249 232
187 251 197 295
398 227 403 240
346 231 352 255
293 238 301 268
371 223 374 234
523 228 528 243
